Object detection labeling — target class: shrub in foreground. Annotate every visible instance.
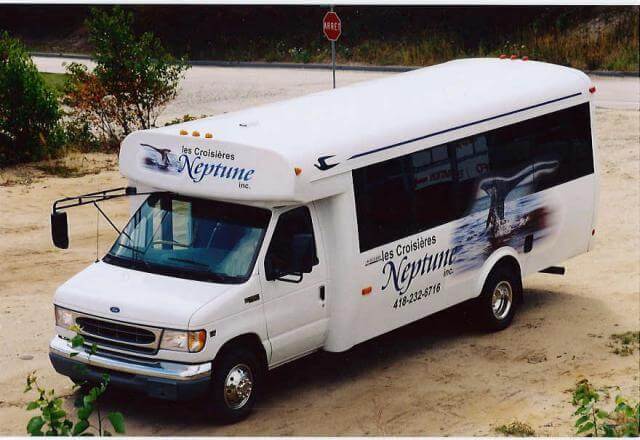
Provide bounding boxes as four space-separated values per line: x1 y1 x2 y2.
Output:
572 379 639 437
24 329 125 436
0 32 64 166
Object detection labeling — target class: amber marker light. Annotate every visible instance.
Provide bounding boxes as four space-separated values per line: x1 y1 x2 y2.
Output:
205 133 213 139
294 167 302 176
192 130 200 137
188 330 207 353
179 129 188 135
362 286 372 296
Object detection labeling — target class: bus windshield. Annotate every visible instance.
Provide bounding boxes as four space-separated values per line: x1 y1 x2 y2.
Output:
104 194 271 284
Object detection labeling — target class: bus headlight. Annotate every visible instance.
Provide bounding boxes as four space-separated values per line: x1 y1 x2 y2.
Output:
160 329 206 353
54 306 74 329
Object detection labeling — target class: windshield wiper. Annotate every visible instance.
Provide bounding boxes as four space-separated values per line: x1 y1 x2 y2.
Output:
207 273 242 284
168 257 209 268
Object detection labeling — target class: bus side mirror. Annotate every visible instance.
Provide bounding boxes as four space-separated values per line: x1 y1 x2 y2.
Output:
290 233 314 274
51 211 69 249
264 234 315 282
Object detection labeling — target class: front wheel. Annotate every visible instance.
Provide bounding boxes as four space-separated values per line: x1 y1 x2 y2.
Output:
208 346 262 423
474 265 522 331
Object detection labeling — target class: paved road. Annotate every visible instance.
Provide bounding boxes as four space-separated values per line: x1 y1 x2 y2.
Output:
34 55 639 118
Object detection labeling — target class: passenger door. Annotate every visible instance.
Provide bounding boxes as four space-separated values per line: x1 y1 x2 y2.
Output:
260 205 328 366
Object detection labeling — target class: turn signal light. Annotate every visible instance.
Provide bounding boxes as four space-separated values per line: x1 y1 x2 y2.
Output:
294 167 302 176
179 129 188 135
362 286 372 296
192 131 200 137
188 330 207 353
205 132 213 139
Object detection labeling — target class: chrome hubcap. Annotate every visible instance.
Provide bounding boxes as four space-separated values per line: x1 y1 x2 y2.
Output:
491 281 513 320
223 364 253 410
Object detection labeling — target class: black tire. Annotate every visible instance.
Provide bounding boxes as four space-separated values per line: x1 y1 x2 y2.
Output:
473 264 522 331
208 345 262 424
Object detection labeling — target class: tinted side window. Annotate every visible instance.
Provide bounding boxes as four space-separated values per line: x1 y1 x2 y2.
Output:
411 144 458 233
451 135 491 216
353 156 413 252
533 103 593 192
353 103 593 252
451 124 534 219
266 206 318 272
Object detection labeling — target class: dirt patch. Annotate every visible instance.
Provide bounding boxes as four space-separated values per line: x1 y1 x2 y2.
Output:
0 153 118 187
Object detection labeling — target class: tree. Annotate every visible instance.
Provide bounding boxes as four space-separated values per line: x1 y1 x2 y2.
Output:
0 32 65 166
64 6 189 150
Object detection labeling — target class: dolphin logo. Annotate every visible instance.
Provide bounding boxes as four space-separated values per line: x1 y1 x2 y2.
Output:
315 155 339 171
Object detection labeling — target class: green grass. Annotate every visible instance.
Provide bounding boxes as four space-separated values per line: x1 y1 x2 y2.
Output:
39 72 67 93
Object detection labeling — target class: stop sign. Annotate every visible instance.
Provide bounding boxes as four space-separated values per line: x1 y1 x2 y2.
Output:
323 11 342 41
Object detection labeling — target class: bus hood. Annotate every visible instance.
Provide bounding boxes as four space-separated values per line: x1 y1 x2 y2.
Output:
53 261 237 329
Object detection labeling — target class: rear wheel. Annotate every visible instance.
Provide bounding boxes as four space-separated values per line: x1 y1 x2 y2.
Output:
208 346 262 423
474 264 521 331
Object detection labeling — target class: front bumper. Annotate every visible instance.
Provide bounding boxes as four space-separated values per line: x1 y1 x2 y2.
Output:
49 336 211 401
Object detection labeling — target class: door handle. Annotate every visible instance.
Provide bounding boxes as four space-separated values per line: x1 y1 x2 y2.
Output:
319 285 326 301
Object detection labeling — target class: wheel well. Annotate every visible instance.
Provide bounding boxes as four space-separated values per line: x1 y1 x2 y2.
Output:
491 256 523 289
215 333 268 371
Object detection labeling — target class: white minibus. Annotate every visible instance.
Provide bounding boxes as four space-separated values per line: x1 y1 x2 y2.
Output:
49 58 598 422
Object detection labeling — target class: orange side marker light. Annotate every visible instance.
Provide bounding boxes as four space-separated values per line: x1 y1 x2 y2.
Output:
179 129 188 135
362 286 372 296
294 167 302 176
205 132 213 139
192 130 200 137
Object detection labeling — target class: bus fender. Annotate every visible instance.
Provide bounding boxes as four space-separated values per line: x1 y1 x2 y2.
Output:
474 247 522 297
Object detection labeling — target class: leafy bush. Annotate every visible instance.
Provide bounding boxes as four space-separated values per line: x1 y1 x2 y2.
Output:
0 32 65 166
24 329 125 436
572 379 639 437
64 6 189 151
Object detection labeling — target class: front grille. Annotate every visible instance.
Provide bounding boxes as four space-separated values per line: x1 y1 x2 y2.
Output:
76 317 156 345
83 335 157 354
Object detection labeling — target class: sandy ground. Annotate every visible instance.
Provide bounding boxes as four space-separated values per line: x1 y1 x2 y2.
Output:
1 69 639 435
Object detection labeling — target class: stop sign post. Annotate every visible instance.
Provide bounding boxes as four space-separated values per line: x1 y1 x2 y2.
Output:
323 9 341 88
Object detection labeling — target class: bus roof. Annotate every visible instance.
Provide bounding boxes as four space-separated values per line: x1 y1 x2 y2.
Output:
120 58 592 203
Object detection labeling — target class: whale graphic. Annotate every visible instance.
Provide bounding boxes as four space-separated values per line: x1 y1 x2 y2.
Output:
140 143 180 174
479 159 559 236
